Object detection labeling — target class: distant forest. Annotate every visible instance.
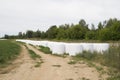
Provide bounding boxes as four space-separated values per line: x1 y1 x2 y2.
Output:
4 18 120 41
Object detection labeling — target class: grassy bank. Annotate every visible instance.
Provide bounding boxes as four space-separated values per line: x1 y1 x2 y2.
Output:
39 46 52 54
28 49 41 60
0 40 21 67
72 45 120 80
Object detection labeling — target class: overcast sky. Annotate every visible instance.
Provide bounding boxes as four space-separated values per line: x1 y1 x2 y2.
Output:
0 0 120 37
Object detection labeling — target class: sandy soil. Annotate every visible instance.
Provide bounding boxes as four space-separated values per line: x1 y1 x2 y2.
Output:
0 44 104 80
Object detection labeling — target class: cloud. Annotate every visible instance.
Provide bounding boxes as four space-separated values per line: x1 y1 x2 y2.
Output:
0 0 120 37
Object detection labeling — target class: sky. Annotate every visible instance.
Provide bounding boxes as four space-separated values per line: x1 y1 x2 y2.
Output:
0 0 120 37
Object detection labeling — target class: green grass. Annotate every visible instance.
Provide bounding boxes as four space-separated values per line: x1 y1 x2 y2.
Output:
27 47 43 67
68 60 77 65
52 65 61 67
73 46 120 71
25 45 46 67
72 45 120 80
103 46 120 71
34 61 43 67
28 49 41 60
52 53 68 58
39 46 52 54
0 40 21 67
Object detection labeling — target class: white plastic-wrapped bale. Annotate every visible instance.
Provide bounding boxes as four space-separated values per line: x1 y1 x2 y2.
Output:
30 41 38 46
82 43 94 52
39 41 48 47
28 40 33 45
32 41 40 46
65 43 83 56
52 42 65 54
16 39 26 43
25 40 31 44
47 41 55 51
17 39 28 43
35 41 41 46
93 43 109 53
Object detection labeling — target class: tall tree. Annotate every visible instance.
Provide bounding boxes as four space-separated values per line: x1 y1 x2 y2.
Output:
91 24 95 30
79 19 88 29
46 25 58 39
18 32 23 39
26 30 34 38
98 22 103 30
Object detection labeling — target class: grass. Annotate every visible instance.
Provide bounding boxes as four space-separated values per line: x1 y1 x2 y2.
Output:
26 45 43 67
107 72 120 80
0 40 21 67
34 61 43 67
68 60 77 65
81 77 90 80
16 41 26 45
72 45 120 80
52 53 68 58
28 49 41 60
52 65 61 67
39 46 69 58
39 46 52 54
29 44 37 48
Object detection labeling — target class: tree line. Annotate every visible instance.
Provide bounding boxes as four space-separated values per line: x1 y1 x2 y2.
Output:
4 18 120 41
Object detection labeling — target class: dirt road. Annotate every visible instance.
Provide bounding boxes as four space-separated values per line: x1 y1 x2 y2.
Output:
0 44 104 80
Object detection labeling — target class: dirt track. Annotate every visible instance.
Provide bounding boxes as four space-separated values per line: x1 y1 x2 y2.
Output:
0 44 104 80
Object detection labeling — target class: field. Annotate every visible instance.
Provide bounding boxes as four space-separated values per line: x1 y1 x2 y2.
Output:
0 40 21 67
0 40 120 80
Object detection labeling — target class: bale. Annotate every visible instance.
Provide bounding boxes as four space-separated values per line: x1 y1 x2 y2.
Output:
65 43 83 56
37 41 48 47
52 42 65 54
93 43 109 53
47 41 55 51
82 43 94 52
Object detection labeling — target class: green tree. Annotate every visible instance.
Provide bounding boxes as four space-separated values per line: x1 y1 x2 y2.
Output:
46 25 58 39
98 22 103 30
91 24 95 30
57 27 67 40
26 30 34 38
86 31 96 40
4 34 9 39
67 24 88 39
79 19 88 29
18 32 23 39
41 31 47 39
34 30 41 38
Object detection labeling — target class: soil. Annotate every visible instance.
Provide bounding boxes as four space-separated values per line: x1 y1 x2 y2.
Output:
0 44 106 80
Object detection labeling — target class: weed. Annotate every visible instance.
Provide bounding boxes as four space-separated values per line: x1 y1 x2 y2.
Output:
81 77 90 80
52 53 68 58
68 60 77 65
66 78 74 80
52 65 61 67
34 62 42 67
